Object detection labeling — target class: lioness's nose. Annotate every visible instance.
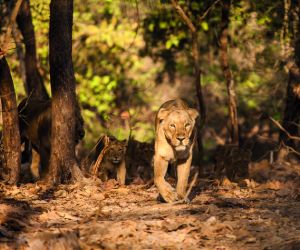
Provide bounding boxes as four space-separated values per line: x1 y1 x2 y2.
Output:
177 136 185 142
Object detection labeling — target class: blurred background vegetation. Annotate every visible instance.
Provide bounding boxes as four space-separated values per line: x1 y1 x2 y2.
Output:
2 0 289 155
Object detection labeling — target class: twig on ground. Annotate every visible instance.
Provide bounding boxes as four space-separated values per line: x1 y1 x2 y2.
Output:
171 170 199 205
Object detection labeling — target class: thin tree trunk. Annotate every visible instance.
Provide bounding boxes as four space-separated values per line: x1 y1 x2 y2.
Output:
219 0 239 145
16 0 49 100
170 0 206 161
48 0 83 184
12 26 26 86
278 0 300 160
0 57 21 184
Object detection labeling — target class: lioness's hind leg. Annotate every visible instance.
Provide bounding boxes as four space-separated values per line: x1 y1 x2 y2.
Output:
176 156 192 199
154 156 178 203
117 161 126 185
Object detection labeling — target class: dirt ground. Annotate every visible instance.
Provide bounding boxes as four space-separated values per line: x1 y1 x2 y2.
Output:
0 161 300 250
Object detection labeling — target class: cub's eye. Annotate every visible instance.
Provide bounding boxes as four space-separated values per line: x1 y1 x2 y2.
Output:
170 124 176 128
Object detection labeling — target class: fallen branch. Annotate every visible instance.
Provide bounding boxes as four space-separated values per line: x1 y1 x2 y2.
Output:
91 135 110 176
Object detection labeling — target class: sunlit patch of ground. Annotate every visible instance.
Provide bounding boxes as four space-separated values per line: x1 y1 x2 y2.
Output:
0 162 300 249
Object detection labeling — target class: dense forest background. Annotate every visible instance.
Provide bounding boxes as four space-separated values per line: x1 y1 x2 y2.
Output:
0 1 300 249
2 0 297 157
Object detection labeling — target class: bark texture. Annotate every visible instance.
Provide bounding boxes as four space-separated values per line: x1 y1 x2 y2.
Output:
49 0 83 184
220 0 239 145
279 0 300 158
0 58 21 184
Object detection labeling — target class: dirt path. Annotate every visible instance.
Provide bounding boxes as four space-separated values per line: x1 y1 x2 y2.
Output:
0 163 300 249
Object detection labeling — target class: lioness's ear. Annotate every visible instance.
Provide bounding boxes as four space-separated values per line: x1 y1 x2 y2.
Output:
187 108 199 120
157 108 169 122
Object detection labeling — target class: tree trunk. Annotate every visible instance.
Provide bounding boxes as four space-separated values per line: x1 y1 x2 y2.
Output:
278 0 300 160
170 0 206 162
48 0 83 184
191 32 205 159
0 57 21 184
16 0 49 100
219 0 239 145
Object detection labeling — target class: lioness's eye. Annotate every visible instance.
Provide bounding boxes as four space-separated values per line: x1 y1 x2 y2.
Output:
185 123 191 128
170 124 176 128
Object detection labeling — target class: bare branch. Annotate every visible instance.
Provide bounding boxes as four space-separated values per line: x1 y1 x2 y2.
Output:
281 141 300 156
170 0 196 33
269 116 300 141
199 0 221 20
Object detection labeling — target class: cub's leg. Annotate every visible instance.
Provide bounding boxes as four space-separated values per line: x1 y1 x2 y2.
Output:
176 155 192 199
98 170 108 182
117 161 126 185
154 155 178 203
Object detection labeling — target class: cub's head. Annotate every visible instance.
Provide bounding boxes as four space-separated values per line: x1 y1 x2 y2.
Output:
105 137 127 165
157 107 198 152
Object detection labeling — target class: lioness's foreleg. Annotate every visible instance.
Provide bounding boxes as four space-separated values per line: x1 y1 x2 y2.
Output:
117 161 126 185
176 155 192 199
154 155 178 203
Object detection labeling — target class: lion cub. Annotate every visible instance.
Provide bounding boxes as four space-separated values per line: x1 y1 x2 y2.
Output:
153 99 199 203
98 136 127 184
84 135 127 185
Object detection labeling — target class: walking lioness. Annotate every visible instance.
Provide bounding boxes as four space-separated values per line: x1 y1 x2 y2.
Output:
154 99 199 203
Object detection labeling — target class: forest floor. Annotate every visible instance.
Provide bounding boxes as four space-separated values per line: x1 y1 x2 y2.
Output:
0 161 300 250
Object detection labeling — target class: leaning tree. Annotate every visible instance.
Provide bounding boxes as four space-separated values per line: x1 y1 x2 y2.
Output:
16 0 49 100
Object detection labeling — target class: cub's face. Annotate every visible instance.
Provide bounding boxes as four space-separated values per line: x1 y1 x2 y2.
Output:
105 140 126 165
160 109 198 152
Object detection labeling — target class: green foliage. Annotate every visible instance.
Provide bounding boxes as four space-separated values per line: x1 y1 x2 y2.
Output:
2 0 290 151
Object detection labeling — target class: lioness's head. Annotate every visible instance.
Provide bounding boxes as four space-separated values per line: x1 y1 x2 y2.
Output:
105 138 127 165
157 107 198 152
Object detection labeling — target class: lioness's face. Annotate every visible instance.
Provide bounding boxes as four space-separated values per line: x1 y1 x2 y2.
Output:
162 110 196 152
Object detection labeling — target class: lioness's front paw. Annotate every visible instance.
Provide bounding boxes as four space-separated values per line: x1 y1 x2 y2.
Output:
160 186 179 203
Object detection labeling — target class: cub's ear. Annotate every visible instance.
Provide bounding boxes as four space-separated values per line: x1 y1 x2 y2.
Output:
157 108 170 122
187 108 199 120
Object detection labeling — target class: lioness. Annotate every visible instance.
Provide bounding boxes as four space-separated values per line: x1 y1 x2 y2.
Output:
154 99 199 203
